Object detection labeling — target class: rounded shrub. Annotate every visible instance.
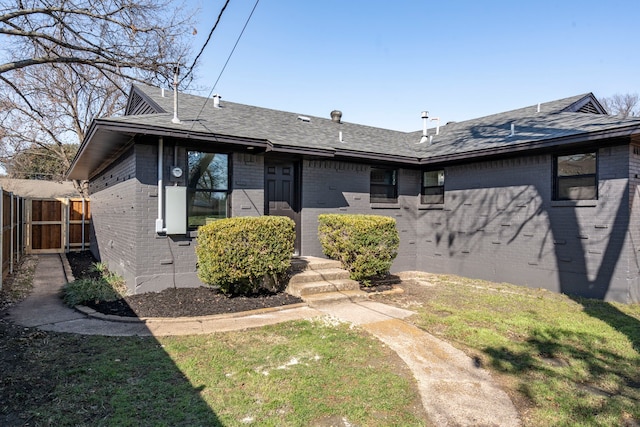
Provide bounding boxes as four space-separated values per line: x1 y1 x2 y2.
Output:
195 216 295 295
318 214 399 284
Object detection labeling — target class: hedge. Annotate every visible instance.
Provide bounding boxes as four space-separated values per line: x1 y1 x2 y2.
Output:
318 214 399 283
195 216 295 295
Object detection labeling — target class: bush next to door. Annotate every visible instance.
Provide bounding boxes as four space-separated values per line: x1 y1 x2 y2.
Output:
318 214 399 284
196 216 295 295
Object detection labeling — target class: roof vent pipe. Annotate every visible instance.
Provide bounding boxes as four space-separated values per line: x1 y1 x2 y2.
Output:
171 66 182 124
331 110 342 123
509 123 515 137
537 103 541 113
213 94 221 108
431 117 440 135
420 111 429 143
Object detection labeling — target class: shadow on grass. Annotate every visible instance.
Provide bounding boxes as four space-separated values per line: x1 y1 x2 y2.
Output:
481 318 640 424
0 318 224 426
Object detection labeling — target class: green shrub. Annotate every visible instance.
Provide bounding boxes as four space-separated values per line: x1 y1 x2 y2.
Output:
62 264 127 307
196 216 295 295
318 214 399 284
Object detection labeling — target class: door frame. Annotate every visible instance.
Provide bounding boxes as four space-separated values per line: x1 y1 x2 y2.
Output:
264 159 302 255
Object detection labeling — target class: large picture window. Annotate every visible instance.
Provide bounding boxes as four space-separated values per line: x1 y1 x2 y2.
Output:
422 170 445 204
554 151 597 200
370 167 398 203
187 152 229 228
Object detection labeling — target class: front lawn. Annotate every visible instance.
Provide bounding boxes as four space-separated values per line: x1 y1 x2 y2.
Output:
374 275 640 426
0 317 427 426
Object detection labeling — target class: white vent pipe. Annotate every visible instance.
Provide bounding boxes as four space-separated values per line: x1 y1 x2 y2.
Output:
420 111 429 143
431 117 440 135
171 66 181 124
155 136 166 233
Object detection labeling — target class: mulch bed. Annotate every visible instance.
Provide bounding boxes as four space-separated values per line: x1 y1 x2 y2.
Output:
66 251 303 318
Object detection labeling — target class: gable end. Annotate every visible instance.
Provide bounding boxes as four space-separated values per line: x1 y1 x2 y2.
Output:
124 86 166 116
562 94 607 115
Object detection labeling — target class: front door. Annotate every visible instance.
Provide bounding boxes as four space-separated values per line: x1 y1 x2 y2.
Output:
265 161 301 255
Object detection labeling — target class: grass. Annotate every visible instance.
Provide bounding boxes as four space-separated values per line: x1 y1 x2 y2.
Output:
398 275 640 427
1 319 426 426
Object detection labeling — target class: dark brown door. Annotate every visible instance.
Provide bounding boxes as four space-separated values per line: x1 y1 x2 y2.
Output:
265 161 301 255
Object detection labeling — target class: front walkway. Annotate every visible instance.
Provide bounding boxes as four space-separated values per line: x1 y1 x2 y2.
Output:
8 254 521 426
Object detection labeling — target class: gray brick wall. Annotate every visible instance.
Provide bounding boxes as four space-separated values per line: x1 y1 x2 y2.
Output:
88 140 638 302
300 160 418 272
231 153 264 217
416 145 634 302
627 144 640 302
88 146 138 289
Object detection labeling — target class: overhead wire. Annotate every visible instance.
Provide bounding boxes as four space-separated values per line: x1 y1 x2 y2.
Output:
181 0 232 85
189 0 261 131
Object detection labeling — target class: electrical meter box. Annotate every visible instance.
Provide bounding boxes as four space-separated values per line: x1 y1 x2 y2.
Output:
165 186 187 234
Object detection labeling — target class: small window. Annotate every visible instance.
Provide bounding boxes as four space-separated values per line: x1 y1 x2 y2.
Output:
422 170 445 204
187 152 230 229
554 152 597 200
370 167 398 203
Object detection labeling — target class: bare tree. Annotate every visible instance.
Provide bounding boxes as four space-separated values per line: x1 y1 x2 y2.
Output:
0 0 195 192
600 93 640 118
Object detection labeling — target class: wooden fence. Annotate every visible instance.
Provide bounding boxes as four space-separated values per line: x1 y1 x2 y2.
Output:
0 187 90 290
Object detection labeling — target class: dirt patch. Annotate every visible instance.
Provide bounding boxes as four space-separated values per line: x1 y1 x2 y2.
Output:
66 251 303 318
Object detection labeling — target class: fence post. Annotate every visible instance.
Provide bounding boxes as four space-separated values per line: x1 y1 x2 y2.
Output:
0 187 3 291
81 198 86 251
65 198 70 253
10 192 14 275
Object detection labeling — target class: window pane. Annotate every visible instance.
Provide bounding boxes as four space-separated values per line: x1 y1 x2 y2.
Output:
557 176 596 200
557 153 596 177
371 168 396 185
370 168 398 203
187 191 228 228
423 170 444 187
370 185 397 203
188 152 228 190
421 186 444 204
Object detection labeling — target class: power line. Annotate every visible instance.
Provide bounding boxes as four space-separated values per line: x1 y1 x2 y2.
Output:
190 0 261 129
181 0 232 85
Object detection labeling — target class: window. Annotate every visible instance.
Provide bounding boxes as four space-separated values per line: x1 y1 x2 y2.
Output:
370 167 398 203
187 152 229 228
422 170 445 204
554 151 597 200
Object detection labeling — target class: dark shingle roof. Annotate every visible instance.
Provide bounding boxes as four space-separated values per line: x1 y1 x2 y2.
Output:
67 84 640 180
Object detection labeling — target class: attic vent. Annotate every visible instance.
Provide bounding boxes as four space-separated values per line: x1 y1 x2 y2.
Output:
577 102 599 114
297 115 311 122
126 91 156 115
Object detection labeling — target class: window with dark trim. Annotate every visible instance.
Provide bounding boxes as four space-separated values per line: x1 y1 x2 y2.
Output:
187 151 230 229
370 167 398 203
554 151 597 200
422 170 445 204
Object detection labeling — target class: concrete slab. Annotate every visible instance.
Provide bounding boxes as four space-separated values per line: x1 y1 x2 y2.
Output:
315 300 416 325
364 319 521 427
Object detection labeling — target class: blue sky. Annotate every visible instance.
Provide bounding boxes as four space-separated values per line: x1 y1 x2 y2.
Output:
184 0 640 132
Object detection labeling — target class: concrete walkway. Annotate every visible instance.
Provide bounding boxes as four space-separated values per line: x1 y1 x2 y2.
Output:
8 254 521 426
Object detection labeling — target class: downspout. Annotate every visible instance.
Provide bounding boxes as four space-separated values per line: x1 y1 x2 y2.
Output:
155 136 166 233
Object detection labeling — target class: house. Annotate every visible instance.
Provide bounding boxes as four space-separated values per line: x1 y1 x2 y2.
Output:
67 84 640 303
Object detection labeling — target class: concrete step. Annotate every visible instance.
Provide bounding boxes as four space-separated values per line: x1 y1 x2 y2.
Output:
302 290 369 307
290 256 343 272
287 278 361 297
288 268 351 285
